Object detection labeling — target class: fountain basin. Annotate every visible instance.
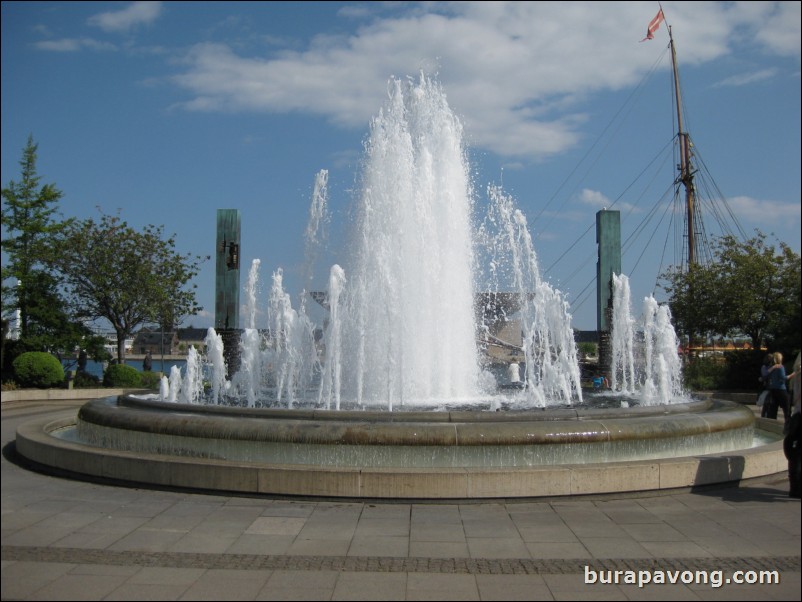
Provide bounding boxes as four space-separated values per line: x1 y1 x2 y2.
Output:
15 396 786 499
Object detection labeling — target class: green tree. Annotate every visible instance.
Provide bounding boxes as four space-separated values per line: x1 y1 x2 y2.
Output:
659 263 721 348
662 231 801 353
2 136 67 331
1 136 91 370
48 212 205 363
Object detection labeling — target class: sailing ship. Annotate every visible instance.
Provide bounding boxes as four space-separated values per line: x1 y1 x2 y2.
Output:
546 7 747 316
649 8 747 273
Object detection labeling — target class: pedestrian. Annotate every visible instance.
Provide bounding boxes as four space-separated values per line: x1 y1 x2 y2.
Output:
785 352 802 498
758 353 773 417
592 374 609 389
766 352 795 423
143 350 153 372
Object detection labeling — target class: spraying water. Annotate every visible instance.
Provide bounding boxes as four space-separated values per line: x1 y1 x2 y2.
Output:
266 268 318 407
159 374 169 401
236 259 264 407
179 74 584 409
167 365 182 402
303 169 330 297
610 274 685 405
641 295 684 405
165 75 683 410
337 75 481 407
479 185 583 406
245 259 261 330
180 346 204 404
204 328 227 404
318 264 346 409
611 273 636 393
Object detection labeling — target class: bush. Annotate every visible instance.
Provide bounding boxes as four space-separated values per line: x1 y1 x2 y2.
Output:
12 352 65 388
139 370 162 390
683 356 728 391
683 350 774 391
73 371 101 388
2 338 39 383
722 350 765 390
103 363 142 387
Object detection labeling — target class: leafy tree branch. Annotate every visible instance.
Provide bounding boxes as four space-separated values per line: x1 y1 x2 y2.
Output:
48 212 206 363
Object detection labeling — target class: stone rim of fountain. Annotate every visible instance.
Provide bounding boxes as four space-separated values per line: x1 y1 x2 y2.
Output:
14 395 785 500
74 395 750 446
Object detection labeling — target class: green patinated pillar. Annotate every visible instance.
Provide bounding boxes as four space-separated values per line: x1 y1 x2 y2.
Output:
215 209 241 376
596 210 621 379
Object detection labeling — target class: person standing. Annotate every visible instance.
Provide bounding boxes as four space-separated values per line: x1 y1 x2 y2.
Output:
785 352 801 498
143 350 153 372
758 353 773 417
766 352 794 423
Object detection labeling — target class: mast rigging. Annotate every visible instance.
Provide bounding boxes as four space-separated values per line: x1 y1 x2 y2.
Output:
669 25 697 269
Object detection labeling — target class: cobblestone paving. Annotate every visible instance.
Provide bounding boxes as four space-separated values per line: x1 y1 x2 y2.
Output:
4 546 799 575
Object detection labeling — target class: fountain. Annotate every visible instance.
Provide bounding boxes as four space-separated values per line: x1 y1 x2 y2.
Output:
15 74 783 499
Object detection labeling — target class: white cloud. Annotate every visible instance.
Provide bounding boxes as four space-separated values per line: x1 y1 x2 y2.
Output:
577 188 643 215
88 1 162 33
727 195 801 223
31 24 52 37
749 1 801 58
167 2 801 160
35 38 116 52
578 189 611 208
713 68 778 87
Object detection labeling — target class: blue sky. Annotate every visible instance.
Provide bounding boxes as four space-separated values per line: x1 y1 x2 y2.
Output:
2 1 800 333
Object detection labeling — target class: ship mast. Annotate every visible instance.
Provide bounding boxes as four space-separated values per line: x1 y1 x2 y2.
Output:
668 25 696 268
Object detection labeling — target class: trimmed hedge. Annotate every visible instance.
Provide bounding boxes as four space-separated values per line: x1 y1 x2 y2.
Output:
12 352 65 388
103 364 142 388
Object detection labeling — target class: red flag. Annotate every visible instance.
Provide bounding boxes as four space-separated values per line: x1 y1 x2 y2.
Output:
640 9 665 42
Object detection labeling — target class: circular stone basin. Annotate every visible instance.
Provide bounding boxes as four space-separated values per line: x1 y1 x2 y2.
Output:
15 395 785 499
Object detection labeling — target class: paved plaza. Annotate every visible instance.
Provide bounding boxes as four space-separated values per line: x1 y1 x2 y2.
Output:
2 398 800 600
